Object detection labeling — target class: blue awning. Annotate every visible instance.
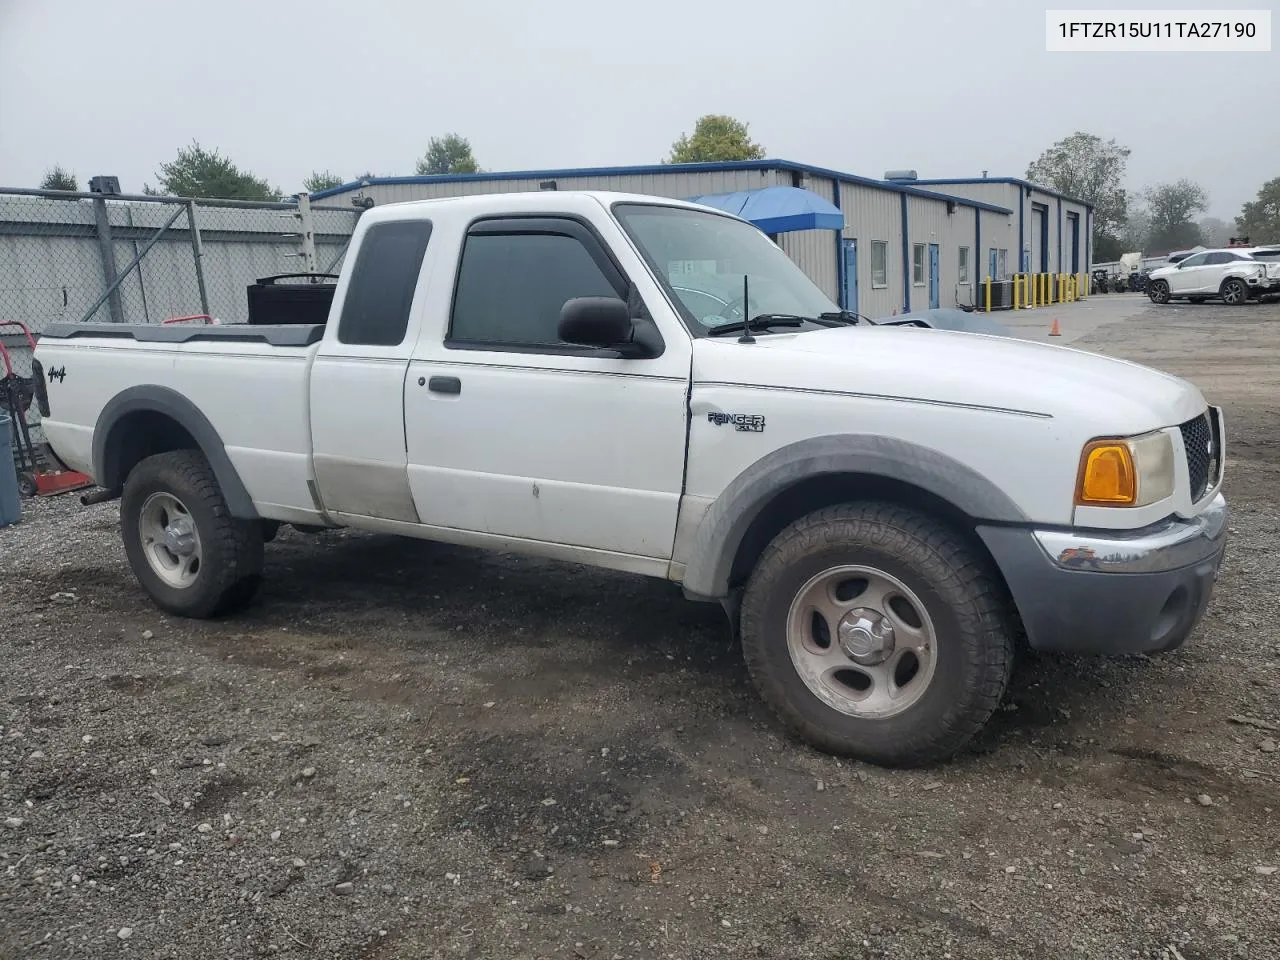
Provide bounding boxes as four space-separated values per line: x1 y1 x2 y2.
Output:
683 185 844 234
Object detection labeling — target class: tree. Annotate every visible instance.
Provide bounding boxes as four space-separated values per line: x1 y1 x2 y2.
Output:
1196 216 1233 248
1093 233 1125 262
415 134 481 175
1025 132 1130 246
1238 177 1280 243
40 165 78 191
303 170 344 193
147 141 281 201
668 114 765 164
1144 179 1208 252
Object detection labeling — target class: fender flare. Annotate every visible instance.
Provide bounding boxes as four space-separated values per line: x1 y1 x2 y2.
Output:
92 384 259 519
679 434 1027 599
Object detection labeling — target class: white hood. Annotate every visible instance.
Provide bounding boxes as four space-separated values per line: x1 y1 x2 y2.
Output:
692 324 1207 434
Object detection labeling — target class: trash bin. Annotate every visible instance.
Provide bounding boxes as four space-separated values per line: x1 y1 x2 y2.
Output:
0 413 21 527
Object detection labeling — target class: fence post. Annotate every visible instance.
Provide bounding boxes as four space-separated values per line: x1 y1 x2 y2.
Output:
187 201 210 317
91 187 125 323
296 193 318 275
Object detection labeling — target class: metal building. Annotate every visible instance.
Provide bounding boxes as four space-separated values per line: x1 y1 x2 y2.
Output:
909 177 1092 280
310 160 1086 319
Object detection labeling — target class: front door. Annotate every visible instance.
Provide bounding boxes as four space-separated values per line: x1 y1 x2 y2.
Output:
1168 252 1209 294
928 243 940 309
842 238 858 313
403 215 691 561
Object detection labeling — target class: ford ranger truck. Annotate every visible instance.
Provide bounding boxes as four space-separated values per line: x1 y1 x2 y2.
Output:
31 191 1228 767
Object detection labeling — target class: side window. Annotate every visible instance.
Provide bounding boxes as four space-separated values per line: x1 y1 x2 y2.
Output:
449 224 622 347
338 220 433 346
1204 252 1232 265
912 243 926 285
870 240 888 288
1179 253 1208 268
958 246 970 284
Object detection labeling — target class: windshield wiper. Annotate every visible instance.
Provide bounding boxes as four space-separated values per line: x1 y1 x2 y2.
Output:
708 314 808 337
818 310 874 326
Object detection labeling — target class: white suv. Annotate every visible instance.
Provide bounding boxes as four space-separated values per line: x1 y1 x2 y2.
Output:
1147 248 1280 305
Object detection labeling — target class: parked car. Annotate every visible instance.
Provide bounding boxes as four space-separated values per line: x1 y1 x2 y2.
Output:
31 190 1228 768
1147 248 1280 305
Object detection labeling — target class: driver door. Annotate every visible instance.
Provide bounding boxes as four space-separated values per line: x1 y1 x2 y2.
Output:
1169 252 1208 293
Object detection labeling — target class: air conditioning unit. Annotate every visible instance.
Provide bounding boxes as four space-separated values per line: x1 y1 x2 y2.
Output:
884 169 918 182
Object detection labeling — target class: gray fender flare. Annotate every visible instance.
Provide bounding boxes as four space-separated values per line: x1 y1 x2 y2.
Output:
92 385 259 519
679 434 1027 599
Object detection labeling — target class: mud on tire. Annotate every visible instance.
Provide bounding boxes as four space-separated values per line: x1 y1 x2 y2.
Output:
120 450 264 619
739 502 1015 768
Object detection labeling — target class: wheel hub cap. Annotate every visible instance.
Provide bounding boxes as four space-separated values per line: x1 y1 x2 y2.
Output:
837 608 895 665
163 516 197 557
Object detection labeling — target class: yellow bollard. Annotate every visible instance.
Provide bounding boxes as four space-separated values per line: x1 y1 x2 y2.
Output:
984 277 992 312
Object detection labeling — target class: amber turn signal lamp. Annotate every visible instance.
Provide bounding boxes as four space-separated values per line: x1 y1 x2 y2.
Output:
1075 441 1136 506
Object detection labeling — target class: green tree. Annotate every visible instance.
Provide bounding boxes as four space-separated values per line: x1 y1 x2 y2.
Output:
668 114 765 164
303 170 344 193
415 134 481 175
1238 177 1280 243
1025 132 1130 248
147 141 281 201
1144 179 1208 252
1093 233 1125 262
40 165 78 191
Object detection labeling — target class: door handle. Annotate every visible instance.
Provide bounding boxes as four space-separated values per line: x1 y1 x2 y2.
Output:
427 375 461 395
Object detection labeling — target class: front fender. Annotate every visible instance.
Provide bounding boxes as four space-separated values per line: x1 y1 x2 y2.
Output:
679 434 1027 599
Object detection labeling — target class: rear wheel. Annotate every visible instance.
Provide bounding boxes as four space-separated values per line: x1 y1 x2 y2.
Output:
739 503 1015 768
121 450 263 618
1221 278 1248 305
1149 281 1171 304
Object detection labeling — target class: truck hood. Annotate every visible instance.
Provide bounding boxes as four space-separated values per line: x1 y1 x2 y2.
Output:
691 324 1207 432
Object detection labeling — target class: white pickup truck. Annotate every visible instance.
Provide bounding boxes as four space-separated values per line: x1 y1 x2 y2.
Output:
31 191 1228 767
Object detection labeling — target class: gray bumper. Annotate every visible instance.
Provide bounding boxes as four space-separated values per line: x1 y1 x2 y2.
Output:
978 493 1227 655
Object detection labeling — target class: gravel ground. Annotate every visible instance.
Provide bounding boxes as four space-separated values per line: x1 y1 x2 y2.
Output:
2 300 1279 960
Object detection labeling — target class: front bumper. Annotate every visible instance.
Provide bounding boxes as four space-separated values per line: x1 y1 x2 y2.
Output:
978 492 1227 655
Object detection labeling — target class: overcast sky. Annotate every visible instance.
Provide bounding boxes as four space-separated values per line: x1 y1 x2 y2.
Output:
0 0 1272 220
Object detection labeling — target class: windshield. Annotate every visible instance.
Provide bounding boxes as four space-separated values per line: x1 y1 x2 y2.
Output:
612 202 840 335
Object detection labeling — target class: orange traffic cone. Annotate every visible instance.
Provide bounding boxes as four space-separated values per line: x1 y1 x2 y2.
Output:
1048 318 1061 337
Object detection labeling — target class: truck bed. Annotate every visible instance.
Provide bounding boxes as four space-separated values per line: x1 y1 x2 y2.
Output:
39 322 326 347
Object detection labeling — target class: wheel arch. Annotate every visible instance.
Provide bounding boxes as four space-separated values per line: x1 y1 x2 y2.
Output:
92 385 259 519
679 435 1027 601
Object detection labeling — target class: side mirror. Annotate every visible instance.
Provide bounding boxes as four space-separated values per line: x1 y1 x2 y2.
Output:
558 297 633 347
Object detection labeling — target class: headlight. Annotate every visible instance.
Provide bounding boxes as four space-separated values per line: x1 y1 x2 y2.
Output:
1075 430 1175 507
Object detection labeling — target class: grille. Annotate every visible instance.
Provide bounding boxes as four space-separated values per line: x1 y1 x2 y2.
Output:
1179 413 1215 502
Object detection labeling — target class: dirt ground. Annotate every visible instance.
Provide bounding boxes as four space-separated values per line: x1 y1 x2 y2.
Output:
2 299 1279 960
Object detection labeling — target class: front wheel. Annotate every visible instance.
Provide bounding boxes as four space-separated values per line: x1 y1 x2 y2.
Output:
1148 280 1171 304
1220 278 1248 305
739 503 1015 768
121 450 264 618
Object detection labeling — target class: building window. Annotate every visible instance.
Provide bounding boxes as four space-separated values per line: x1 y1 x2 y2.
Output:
958 246 970 284
871 240 888 288
998 248 1009 279
912 243 925 286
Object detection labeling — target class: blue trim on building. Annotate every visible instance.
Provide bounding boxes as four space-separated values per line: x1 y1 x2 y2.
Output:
1057 198 1063 273
911 176 1092 210
975 209 981 284
900 194 910 312
1018 192 1025 273
307 158 1013 214
832 185 845 308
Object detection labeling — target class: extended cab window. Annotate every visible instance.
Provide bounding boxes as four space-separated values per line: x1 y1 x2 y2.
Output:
449 224 622 347
338 220 433 346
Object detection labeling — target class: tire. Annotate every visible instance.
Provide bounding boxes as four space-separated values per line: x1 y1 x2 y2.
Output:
120 450 264 618
1221 278 1248 306
1149 281 1171 304
739 502 1015 768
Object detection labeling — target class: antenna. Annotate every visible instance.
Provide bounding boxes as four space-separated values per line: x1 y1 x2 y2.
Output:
737 273 755 344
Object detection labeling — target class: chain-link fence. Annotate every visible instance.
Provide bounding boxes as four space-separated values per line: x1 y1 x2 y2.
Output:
0 186 360 446
0 187 360 335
